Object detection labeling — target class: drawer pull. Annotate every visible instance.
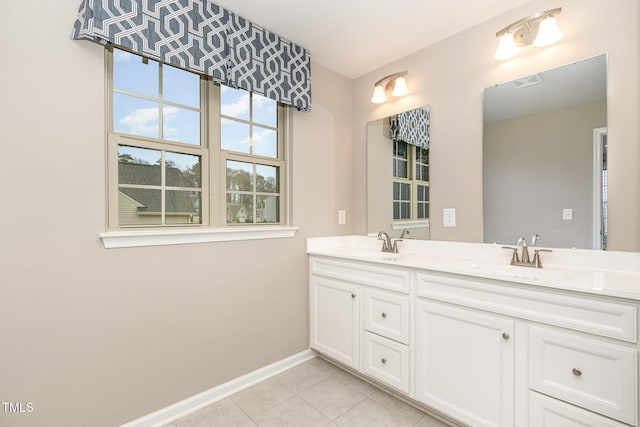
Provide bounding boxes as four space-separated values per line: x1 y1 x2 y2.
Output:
572 368 582 377
381 312 387 318
381 358 387 364
351 293 356 298
502 332 510 340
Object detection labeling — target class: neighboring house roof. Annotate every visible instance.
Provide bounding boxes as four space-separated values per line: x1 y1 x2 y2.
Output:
118 162 199 214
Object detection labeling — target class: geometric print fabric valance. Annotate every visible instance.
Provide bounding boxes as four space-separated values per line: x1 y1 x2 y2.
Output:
71 0 312 111
390 107 430 149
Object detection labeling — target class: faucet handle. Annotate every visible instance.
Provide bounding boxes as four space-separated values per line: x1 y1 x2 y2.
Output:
531 234 540 247
532 248 552 268
502 246 520 264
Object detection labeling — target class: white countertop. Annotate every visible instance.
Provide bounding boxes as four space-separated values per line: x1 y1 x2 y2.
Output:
307 236 640 301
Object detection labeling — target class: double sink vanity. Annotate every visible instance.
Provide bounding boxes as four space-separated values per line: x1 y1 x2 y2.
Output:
307 235 640 427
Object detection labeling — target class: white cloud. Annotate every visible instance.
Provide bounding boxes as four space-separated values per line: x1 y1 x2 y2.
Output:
114 49 133 63
221 92 250 118
119 107 179 138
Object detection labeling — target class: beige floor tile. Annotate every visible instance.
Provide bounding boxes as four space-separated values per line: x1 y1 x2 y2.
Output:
328 368 377 397
298 376 367 420
252 395 330 427
231 378 294 419
414 414 454 426
274 358 341 393
334 398 416 427
171 398 256 427
368 388 425 425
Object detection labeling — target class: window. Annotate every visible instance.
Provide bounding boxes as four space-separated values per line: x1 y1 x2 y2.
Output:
392 140 429 222
106 48 287 232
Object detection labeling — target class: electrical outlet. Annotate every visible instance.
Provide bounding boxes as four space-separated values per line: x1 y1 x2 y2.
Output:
563 208 573 221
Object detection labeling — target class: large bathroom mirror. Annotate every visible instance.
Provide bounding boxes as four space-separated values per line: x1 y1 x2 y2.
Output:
367 106 431 239
483 54 607 249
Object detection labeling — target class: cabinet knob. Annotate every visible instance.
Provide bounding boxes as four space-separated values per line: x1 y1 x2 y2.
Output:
502 332 510 340
381 312 387 318
351 293 356 298
572 368 582 377
381 358 387 364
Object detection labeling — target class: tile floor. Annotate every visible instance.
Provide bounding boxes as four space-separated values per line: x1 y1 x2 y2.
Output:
164 356 453 427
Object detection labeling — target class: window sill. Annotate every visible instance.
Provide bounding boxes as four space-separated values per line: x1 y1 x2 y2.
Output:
99 226 299 249
391 219 430 230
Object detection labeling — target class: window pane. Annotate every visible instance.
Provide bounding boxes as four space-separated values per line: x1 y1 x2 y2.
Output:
163 64 199 108
393 160 397 177
257 195 279 223
118 188 162 225
393 182 399 199
397 160 407 179
226 161 253 191
396 141 407 158
221 119 250 153
166 152 201 188
113 49 158 98
113 93 159 139
166 190 201 224
252 126 277 158
118 146 161 185
226 194 253 223
253 93 277 127
418 204 424 218
400 183 410 200
420 165 429 182
256 165 279 193
163 106 200 145
393 202 400 220
221 86 249 120
400 202 410 219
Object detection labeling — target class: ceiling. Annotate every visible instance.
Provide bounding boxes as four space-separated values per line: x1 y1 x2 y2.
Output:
214 0 531 79
483 54 607 123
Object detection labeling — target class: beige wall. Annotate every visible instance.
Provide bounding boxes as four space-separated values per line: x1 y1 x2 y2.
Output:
483 100 606 249
352 0 640 252
0 1 352 426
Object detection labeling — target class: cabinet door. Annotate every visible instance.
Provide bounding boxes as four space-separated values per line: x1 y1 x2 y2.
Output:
415 299 515 427
310 276 360 369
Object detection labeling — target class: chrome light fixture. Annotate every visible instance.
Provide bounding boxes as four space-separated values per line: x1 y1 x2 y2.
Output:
370 71 409 104
493 7 562 60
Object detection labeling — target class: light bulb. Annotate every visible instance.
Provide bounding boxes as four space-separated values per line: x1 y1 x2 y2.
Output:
370 84 387 103
493 32 519 60
391 76 409 97
533 15 562 47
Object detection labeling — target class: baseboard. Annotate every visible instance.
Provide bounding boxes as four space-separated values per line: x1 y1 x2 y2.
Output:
120 349 316 427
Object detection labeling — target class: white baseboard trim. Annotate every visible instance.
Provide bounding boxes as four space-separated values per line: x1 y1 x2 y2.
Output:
121 349 316 427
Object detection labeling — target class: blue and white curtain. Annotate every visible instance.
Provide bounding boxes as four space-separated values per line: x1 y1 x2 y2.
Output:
390 107 430 149
71 0 312 111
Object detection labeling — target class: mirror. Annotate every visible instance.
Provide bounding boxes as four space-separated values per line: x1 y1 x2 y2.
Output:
367 106 431 239
483 54 607 249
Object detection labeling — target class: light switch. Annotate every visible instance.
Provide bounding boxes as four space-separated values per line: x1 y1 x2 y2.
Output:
338 210 346 225
443 208 456 227
562 208 573 221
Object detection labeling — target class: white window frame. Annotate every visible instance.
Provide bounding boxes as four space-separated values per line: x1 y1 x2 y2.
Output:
392 140 430 229
101 48 297 248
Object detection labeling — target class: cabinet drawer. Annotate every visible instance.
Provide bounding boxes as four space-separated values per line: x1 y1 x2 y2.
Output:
529 391 629 427
364 288 410 344
310 256 410 293
362 331 409 393
529 327 638 425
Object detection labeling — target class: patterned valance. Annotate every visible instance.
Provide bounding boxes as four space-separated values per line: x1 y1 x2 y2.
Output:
390 107 430 149
70 0 312 111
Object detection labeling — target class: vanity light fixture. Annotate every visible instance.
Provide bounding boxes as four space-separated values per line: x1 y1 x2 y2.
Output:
493 7 562 60
370 71 409 104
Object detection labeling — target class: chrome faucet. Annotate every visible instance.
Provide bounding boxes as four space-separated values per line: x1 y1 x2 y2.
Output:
377 231 399 253
502 234 551 268
400 229 411 239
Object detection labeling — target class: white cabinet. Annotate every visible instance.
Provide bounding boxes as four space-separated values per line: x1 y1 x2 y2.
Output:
415 299 515 427
310 275 360 369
